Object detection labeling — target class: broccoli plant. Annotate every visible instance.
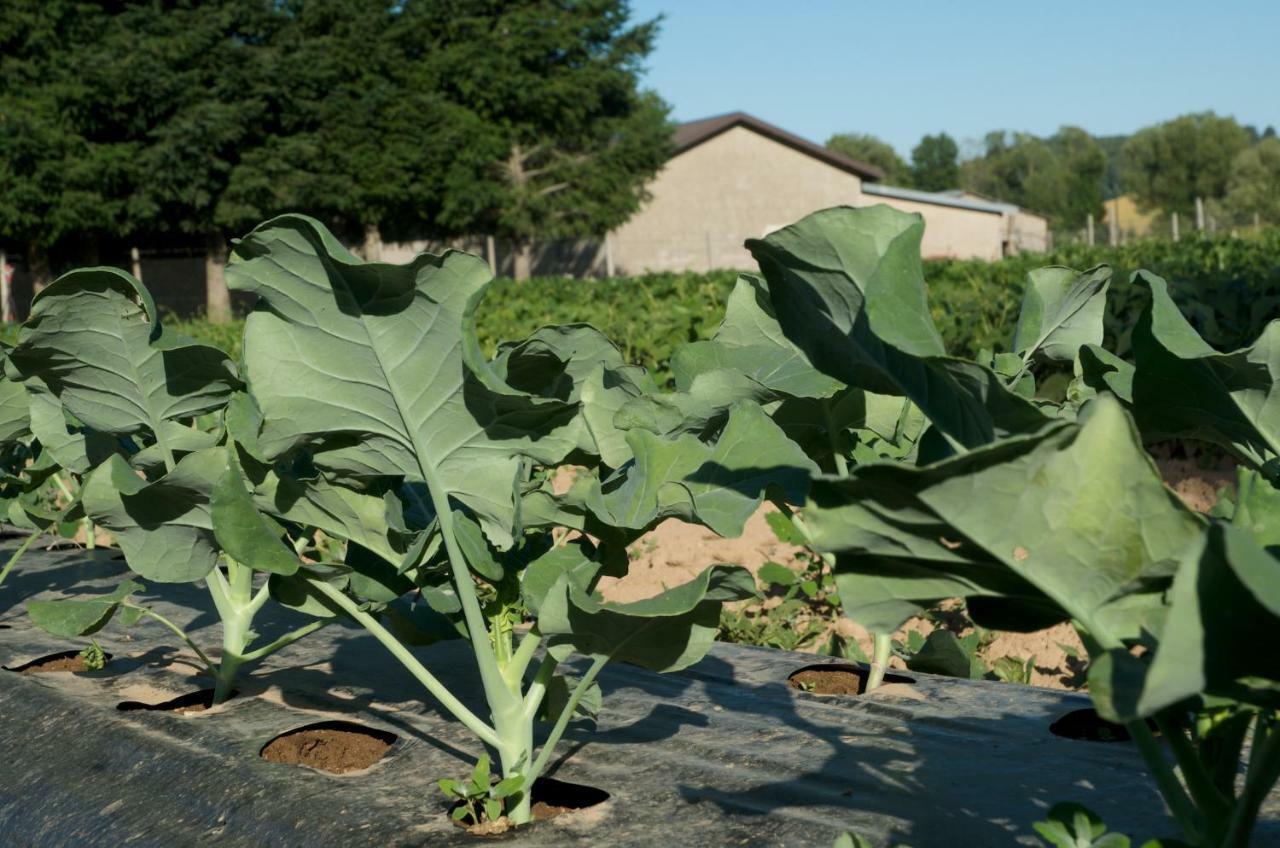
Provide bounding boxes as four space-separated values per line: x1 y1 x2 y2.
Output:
789 251 1280 847
7 269 333 703
222 215 782 824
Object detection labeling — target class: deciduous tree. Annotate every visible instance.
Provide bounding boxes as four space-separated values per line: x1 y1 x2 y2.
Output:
910 132 959 191
825 133 909 184
1224 137 1280 227
1123 112 1250 218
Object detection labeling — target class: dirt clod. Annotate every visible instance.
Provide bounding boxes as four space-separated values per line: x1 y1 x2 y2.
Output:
261 722 395 774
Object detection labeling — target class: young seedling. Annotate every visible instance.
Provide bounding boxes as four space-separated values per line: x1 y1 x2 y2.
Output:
77 639 107 671
438 754 525 829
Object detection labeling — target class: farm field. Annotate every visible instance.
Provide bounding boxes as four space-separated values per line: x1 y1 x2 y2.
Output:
0 205 1277 847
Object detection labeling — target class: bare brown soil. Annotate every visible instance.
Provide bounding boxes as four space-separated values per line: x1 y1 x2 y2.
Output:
595 449 1232 692
19 654 89 673
261 722 394 773
788 667 865 695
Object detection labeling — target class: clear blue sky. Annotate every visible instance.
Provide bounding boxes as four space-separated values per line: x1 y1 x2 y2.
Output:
628 0 1279 156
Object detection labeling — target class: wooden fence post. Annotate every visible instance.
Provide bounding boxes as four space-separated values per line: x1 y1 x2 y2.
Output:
131 247 142 282
1195 197 1205 231
1086 213 1095 246
1172 212 1180 242
486 235 497 276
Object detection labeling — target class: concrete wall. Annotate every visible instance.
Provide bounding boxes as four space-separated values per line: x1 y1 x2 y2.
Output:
864 195 1005 261
609 125 864 273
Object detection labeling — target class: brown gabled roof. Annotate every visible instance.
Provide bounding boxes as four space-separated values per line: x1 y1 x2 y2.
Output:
673 112 885 181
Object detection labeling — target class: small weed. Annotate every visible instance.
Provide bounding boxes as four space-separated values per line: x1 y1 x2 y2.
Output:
438 754 525 827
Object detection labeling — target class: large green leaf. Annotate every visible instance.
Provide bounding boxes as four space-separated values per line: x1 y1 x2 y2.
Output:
227 215 578 550
210 444 300 576
82 449 224 582
1011 265 1111 363
0 348 30 444
23 380 127 475
27 580 143 638
538 401 815 538
1090 522 1280 722
670 275 843 401
1131 270 1280 474
492 324 657 468
1075 344 1134 405
538 563 755 672
805 397 1205 636
746 205 1048 448
6 268 238 455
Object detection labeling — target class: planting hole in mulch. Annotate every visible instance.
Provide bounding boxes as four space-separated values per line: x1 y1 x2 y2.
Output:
452 776 610 835
787 663 915 696
1050 708 1160 742
260 720 397 774
117 688 233 714
4 649 114 674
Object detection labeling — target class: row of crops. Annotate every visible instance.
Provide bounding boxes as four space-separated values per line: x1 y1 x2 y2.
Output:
148 228 1280 391
0 206 1276 845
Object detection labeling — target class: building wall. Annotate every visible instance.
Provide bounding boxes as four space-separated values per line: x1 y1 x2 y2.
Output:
863 195 1005 261
1007 210 1049 254
609 125 864 273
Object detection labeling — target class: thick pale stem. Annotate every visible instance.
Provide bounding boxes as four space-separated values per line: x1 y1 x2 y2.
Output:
493 702 535 823
1223 715 1280 848
427 490 513 717
205 559 260 706
527 655 608 786
307 577 500 748
867 632 892 690
521 653 558 720
1154 713 1231 822
505 627 543 691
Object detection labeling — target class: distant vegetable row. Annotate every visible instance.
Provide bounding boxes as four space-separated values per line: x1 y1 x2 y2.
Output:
130 229 1280 388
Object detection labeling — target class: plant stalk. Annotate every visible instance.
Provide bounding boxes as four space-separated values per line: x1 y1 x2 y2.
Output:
306 577 500 749
0 523 54 588
527 654 608 785
1222 714 1280 847
867 632 892 690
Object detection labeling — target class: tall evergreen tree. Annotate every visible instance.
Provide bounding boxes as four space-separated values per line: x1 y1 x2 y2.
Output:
407 0 671 279
0 2 145 289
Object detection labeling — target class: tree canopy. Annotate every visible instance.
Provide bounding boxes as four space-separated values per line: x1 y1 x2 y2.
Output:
960 127 1105 229
0 0 671 293
1122 112 1251 218
910 133 959 191
1224 137 1280 227
825 133 910 184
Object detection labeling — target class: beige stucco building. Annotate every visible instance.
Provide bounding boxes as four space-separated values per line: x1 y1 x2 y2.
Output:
608 112 1048 274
